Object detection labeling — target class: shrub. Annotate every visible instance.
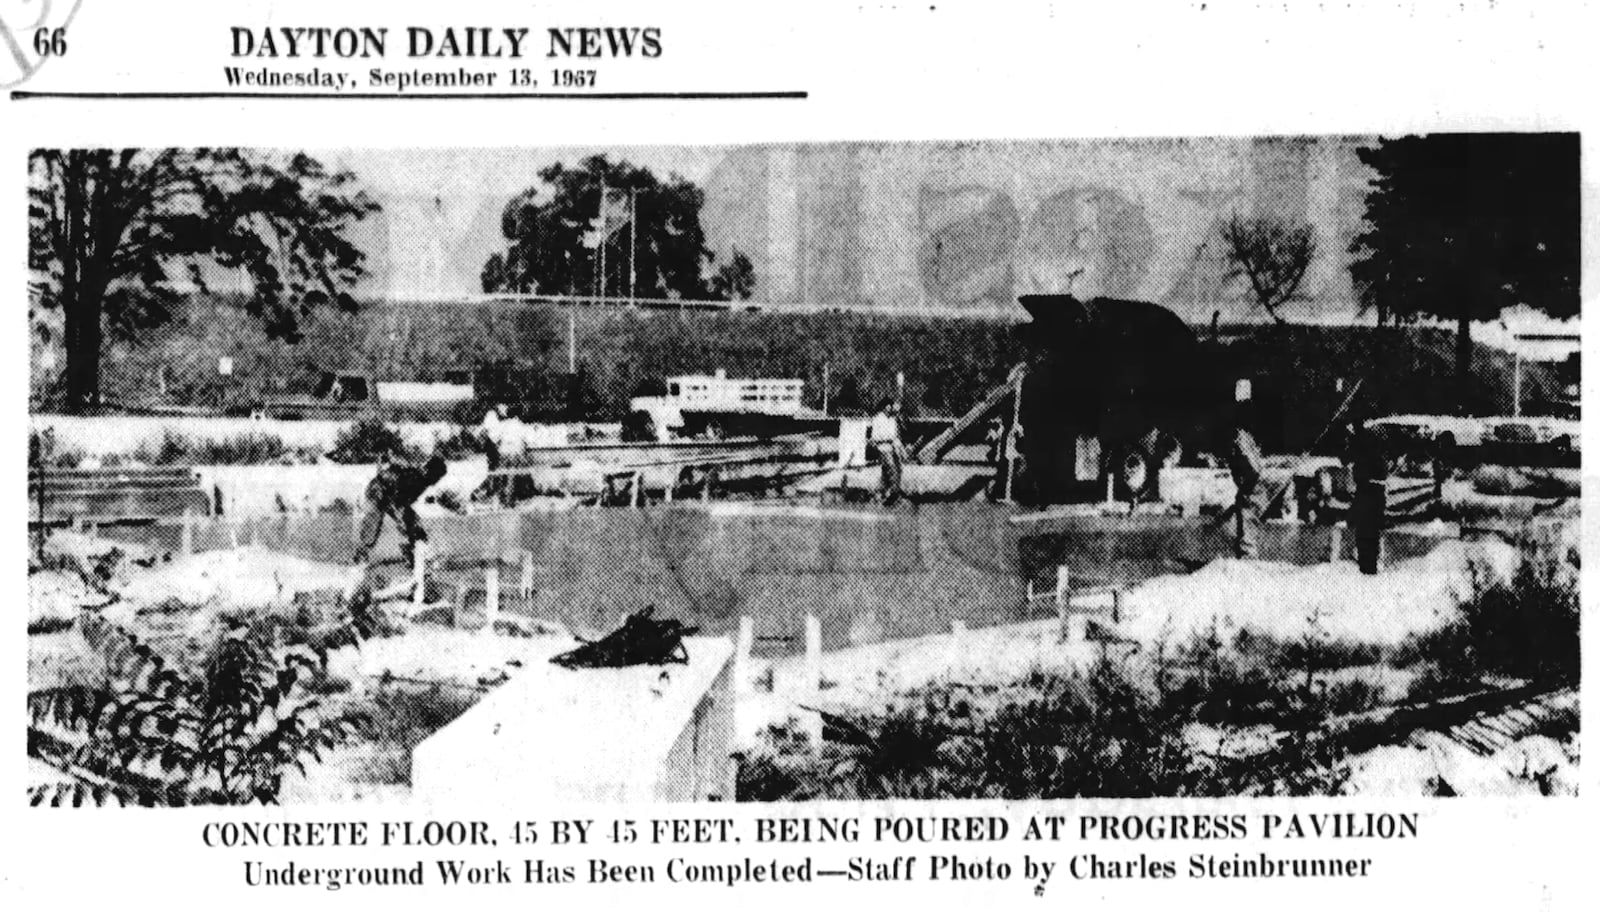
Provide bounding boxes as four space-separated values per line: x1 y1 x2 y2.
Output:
326 418 417 464
186 432 294 465
26 589 385 806
432 426 490 462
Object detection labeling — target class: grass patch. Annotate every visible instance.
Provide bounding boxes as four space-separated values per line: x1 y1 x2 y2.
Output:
1398 535 1579 688
741 660 1203 800
354 682 481 785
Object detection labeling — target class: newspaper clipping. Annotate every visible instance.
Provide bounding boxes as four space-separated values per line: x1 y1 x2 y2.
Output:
6 1 1594 909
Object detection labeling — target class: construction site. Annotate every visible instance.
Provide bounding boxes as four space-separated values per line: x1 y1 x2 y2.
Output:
26 139 1581 806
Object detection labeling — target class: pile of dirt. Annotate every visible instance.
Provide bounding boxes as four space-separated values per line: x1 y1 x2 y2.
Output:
757 536 1525 708
29 571 110 630
33 530 162 588
115 546 361 610
326 628 575 690
1120 538 1519 650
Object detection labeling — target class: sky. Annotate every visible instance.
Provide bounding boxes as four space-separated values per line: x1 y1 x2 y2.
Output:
304 143 1579 361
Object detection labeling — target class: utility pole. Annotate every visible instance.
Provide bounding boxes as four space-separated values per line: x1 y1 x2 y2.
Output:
567 308 577 375
596 178 607 303
821 361 830 415
628 187 638 307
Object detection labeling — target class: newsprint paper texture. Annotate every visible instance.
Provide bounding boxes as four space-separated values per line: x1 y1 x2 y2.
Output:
4 1 1596 909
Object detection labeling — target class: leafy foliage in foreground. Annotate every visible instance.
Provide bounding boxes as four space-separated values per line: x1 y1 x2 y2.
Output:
27 588 384 806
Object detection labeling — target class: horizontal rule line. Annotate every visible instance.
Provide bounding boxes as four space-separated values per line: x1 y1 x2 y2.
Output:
10 90 808 101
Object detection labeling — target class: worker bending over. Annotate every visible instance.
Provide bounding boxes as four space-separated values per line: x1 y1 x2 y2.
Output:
353 454 448 565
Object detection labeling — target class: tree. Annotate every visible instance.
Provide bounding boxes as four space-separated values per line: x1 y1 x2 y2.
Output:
1348 133 1579 388
28 149 378 413
1219 214 1317 325
482 155 714 300
708 249 757 301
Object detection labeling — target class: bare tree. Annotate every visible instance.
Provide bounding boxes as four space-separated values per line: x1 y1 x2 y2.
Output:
1219 214 1317 325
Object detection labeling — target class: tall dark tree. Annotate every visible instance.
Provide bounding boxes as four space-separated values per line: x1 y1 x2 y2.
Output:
708 249 758 301
28 149 378 413
1348 133 1579 389
1219 214 1317 325
482 155 714 300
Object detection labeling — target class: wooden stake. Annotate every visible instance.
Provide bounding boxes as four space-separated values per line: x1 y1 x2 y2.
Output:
949 619 967 673
803 615 822 691
484 562 500 633
412 544 427 608
519 550 535 601
801 615 823 745
734 616 754 696
1055 565 1072 642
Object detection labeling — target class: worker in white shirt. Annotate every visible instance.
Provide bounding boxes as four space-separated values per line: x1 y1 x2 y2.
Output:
1223 381 1264 559
869 400 906 506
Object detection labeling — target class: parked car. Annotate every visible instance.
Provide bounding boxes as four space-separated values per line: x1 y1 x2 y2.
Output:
1366 413 1578 470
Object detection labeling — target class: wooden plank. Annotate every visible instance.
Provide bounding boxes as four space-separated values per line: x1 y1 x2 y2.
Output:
1502 708 1541 734
912 366 1022 464
1452 726 1499 755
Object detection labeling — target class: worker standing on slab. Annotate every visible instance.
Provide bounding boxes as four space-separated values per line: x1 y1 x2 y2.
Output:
869 400 906 506
353 454 448 565
1347 420 1388 575
1225 414 1264 559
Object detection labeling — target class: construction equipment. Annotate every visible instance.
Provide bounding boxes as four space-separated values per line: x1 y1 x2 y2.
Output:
911 294 1221 506
1208 377 1367 531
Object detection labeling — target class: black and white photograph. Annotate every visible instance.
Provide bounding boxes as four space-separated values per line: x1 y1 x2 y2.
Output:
26 134 1581 807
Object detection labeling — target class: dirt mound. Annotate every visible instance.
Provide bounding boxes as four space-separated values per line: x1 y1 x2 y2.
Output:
29 571 109 630
116 546 361 609
33 530 162 588
1120 538 1518 650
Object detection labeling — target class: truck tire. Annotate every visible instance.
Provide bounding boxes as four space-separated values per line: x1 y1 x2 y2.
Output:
1117 442 1157 501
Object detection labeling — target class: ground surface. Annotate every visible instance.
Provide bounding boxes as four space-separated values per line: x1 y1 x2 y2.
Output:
27 516 1578 800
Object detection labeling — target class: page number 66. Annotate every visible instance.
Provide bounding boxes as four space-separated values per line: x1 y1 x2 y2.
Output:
33 29 69 56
